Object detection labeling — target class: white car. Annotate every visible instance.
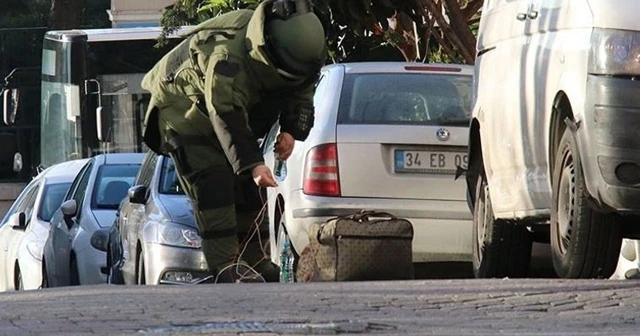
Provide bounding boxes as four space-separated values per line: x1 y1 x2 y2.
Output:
0 159 87 290
469 0 640 279
43 153 143 287
263 62 474 281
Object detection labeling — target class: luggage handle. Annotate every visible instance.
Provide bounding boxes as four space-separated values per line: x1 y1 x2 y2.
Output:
346 210 397 222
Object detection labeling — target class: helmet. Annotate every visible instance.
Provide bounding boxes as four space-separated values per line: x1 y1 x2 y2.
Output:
265 0 327 79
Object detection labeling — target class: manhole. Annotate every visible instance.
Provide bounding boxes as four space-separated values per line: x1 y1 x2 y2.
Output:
139 320 395 334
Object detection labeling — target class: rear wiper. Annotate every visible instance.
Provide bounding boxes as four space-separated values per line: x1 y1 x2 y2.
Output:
436 116 470 126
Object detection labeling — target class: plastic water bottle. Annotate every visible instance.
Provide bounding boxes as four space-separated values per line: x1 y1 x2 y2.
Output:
280 238 294 283
274 159 287 182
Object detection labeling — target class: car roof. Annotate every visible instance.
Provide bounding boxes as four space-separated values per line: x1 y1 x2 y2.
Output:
39 158 90 185
93 153 146 165
323 62 474 76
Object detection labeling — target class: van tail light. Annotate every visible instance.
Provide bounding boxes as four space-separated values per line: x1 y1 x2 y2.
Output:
303 143 341 197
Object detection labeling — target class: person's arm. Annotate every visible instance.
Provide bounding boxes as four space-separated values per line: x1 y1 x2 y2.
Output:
278 77 318 141
203 54 263 174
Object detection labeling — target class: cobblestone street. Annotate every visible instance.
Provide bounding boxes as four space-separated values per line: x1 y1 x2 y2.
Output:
1 278 639 335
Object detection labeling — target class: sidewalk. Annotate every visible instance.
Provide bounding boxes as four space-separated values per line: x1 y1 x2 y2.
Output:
0 279 639 335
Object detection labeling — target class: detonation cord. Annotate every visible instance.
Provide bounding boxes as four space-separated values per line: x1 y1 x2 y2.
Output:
214 187 271 283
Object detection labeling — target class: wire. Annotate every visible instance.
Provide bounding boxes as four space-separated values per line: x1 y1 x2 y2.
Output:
214 262 266 284
217 185 272 284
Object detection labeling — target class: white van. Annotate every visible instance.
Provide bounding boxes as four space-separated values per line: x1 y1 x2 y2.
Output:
468 0 640 279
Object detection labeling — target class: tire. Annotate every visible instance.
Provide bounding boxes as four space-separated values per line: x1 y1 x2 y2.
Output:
70 256 80 286
106 249 124 285
41 260 49 289
137 253 146 285
472 170 533 278
550 128 623 278
107 266 125 285
15 268 23 291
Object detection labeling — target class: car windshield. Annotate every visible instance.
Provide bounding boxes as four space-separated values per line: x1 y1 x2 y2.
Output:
91 164 140 209
337 73 472 125
37 182 72 222
159 157 184 195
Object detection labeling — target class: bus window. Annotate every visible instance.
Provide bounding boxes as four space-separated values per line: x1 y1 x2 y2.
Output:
42 93 65 165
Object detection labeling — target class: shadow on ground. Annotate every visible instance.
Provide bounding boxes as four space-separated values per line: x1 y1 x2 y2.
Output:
413 243 557 280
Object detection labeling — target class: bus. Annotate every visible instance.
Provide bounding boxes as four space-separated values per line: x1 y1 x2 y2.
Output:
37 27 190 167
0 27 48 215
1 26 189 215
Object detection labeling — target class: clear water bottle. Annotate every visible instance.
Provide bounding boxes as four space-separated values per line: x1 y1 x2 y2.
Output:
280 238 294 283
274 159 287 182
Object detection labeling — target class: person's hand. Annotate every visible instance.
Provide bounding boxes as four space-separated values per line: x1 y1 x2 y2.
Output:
274 132 295 160
252 164 277 188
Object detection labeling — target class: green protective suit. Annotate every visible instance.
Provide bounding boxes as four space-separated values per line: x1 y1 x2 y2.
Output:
141 1 323 282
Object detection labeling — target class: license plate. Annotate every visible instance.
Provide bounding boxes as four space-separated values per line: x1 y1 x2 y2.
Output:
394 150 468 174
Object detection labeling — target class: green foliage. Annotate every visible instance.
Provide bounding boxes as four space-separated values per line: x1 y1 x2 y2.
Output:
0 0 111 29
0 0 50 28
0 0 111 74
158 0 255 46
159 0 478 63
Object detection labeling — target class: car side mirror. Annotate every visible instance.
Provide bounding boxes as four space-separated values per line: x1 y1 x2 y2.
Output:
11 212 26 231
90 228 109 252
60 199 78 218
128 185 148 205
84 79 111 142
3 88 19 125
96 106 113 142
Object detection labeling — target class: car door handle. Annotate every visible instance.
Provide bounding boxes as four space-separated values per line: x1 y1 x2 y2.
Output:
516 13 527 21
528 10 539 20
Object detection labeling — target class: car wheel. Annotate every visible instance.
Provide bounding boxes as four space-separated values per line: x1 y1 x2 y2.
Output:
276 205 297 283
472 169 532 278
106 248 124 285
15 267 23 291
108 266 125 285
550 128 622 278
70 256 80 286
137 253 146 285
41 260 49 289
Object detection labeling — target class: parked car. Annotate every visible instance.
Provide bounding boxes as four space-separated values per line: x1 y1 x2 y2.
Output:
91 151 209 285
263 62 474 281
43 153 144 287
468 0 640 279
0 159 87 291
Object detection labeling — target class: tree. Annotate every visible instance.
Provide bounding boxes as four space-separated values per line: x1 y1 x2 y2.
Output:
320 0 482 64
0 0 111 74
49 0 86 29
160 0 482 64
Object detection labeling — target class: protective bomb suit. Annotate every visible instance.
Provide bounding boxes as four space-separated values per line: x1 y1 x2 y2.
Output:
141 0 327 282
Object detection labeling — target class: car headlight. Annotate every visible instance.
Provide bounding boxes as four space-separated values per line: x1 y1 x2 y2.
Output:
156 222 201 249
589 28 640 75
26 241 44 261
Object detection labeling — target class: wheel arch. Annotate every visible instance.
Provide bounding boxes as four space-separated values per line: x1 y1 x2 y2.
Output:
549 92 575 183
466 117 483 210
273 194 286 245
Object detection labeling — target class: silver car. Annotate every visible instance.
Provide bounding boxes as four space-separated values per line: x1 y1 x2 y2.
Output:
92 151 208 285
43 153 144 287
0 159 87 290
263 62 474 280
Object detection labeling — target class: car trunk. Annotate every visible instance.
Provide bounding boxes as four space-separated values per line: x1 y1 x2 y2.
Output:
336 124 468 201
